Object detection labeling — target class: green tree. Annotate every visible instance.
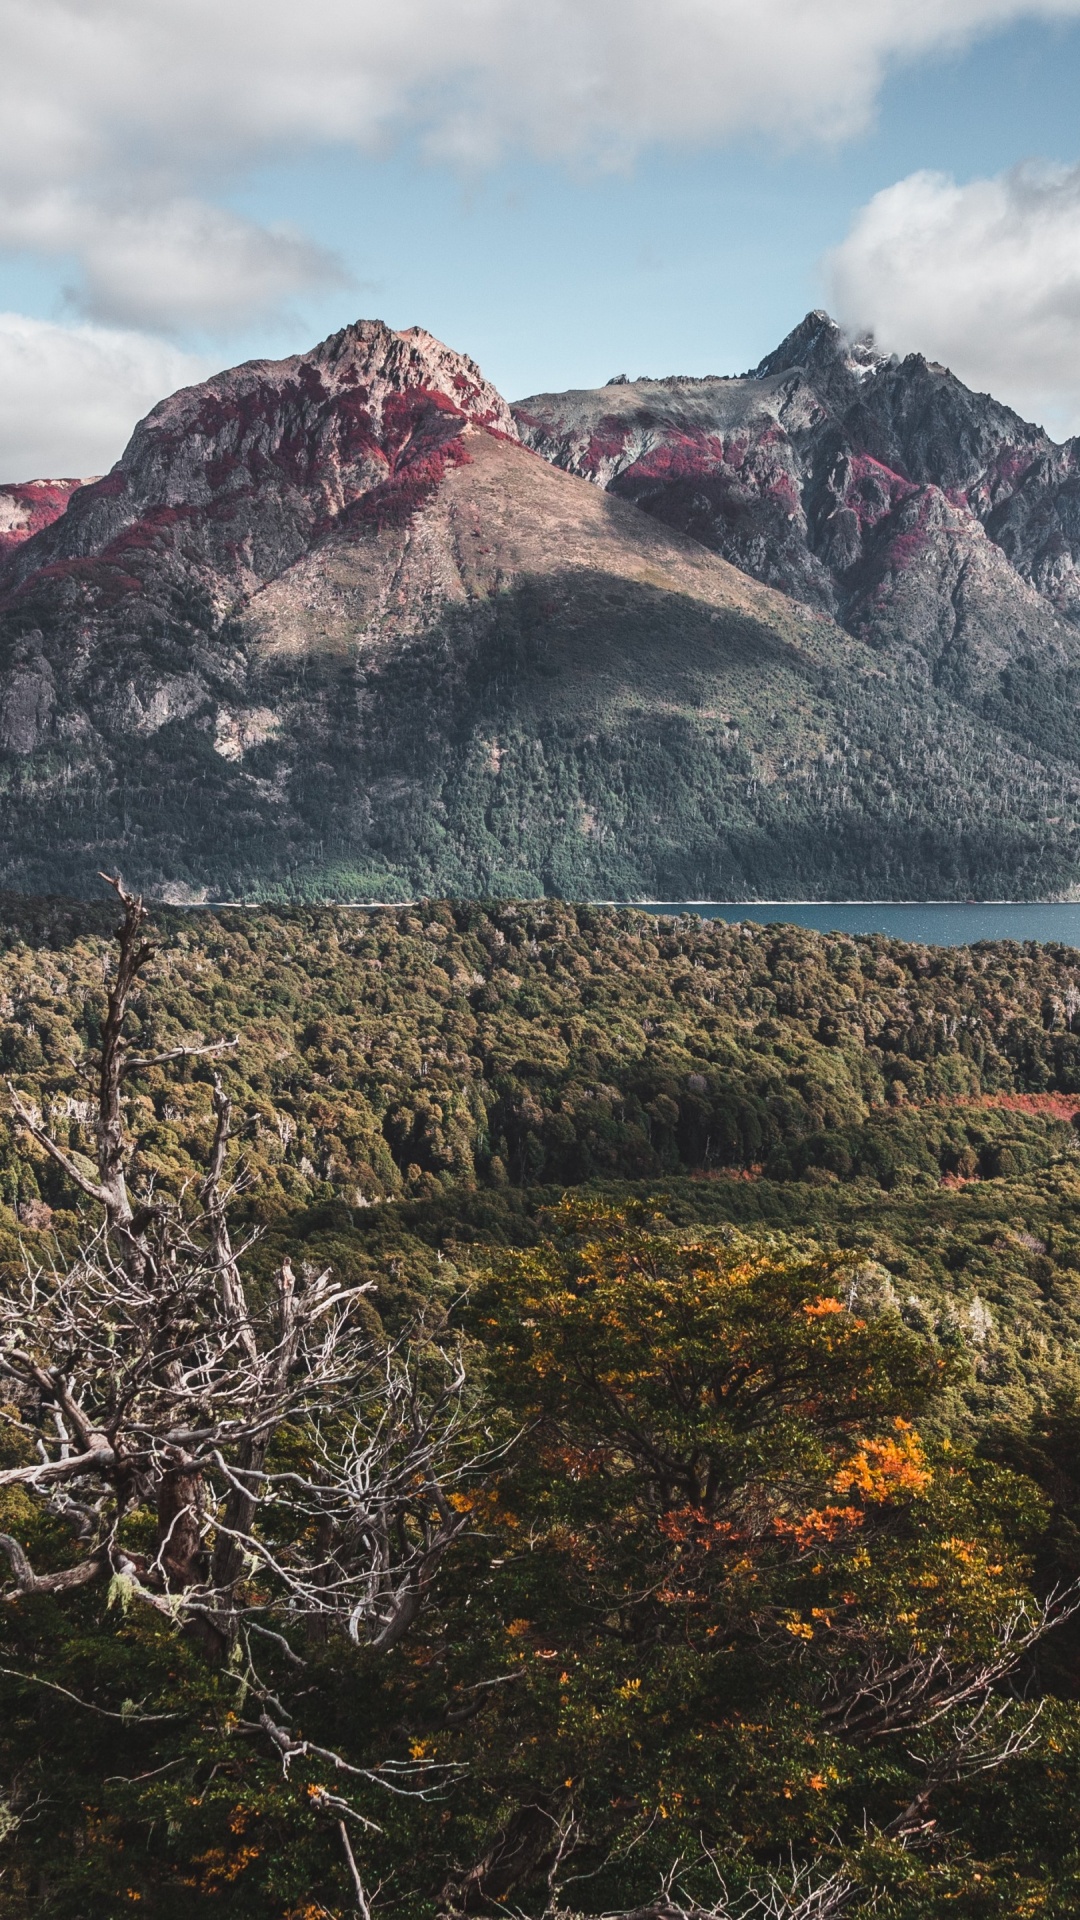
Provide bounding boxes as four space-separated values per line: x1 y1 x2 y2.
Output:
437 1203 1079 1916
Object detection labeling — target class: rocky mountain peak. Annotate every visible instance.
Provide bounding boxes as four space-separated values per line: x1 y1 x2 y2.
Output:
751 309 882 385
513 308 1080 649
310 319 512 432
0 319 517 603
142 318 515 450
3 310 1080 903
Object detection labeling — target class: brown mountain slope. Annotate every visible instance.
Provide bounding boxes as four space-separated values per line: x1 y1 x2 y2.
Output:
3 322 1080 900
250 424 837 661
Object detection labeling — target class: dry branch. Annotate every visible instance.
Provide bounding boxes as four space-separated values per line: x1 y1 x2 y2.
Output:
0 878 489 1823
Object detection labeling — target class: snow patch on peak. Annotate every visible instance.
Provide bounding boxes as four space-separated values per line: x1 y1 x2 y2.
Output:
752 309 884 384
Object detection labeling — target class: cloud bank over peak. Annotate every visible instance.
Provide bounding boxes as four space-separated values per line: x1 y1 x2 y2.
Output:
0 195 346 336
6 0 1080 477
827 161 1080 436
4 0 1080 332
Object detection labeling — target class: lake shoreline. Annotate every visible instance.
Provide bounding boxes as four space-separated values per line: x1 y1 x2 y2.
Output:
626 902 1080 948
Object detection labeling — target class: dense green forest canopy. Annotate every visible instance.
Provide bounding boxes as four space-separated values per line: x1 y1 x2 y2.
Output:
3 892 1080 1207
6 899 1080 1914
4 895 1080 1407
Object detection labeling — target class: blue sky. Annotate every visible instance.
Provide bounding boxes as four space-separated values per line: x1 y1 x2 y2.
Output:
220 15 1080 400
4 1 1080 474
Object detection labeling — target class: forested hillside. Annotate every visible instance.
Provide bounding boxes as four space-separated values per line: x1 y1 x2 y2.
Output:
4 896 1080 1399
4 894 1080 1203
5 900 1080 1915
6 318 1080 899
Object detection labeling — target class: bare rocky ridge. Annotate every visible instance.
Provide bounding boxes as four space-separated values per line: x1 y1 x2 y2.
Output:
1 321 513 604
3 314 1080 901
513 311 1077 684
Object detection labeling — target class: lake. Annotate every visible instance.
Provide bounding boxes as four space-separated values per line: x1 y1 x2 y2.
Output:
634 903 1080 948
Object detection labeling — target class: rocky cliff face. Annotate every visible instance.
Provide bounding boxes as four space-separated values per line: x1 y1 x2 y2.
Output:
0 479 86 558
5 314 1080 903
2 321 514 609
513 311 1077 690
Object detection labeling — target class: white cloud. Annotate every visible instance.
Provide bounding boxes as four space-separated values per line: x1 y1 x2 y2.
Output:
0 194 345 334
0 313 211 481
2 0 1080 330
826 162 1080 435
6 0 1080 474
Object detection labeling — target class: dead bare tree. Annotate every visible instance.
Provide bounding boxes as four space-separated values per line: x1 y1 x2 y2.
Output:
541 1855 860 1920
819 1592 1078 1746
508 1583 1079 1920
0 878 487 1733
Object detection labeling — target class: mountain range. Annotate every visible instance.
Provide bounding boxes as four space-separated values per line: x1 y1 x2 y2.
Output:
3 311 1080 901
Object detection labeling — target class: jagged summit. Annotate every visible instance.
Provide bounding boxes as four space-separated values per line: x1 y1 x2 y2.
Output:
751 308 841 377
4 310 1080 902
513 310 1071 632
0 318 517 605
750 308 883 384
144 318 514 445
